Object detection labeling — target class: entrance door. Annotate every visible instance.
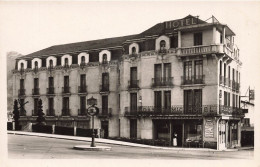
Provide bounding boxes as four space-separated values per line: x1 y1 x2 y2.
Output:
101 121 109 138
219 120 226 150
130 119 137 138
172 123 182 147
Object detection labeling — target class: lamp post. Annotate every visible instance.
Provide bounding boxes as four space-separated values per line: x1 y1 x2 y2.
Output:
87 96 99 147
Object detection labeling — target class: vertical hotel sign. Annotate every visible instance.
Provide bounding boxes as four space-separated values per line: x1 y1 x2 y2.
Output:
205 119 214 138
165 17 198 29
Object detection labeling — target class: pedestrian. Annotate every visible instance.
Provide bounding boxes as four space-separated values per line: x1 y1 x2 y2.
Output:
173 132 177 147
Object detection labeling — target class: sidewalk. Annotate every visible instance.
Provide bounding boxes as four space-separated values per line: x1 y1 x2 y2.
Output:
7 131 241 152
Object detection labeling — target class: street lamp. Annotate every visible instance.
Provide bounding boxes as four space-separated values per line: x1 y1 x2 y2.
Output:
87 96 99 147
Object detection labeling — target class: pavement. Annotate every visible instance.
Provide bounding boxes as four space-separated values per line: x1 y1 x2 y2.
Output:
7 131 253 152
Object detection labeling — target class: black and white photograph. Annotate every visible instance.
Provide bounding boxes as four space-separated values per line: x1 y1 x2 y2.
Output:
0 1 259 166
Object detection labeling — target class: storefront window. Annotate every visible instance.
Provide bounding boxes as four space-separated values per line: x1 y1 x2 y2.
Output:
185 122 202 141
232 123 238 140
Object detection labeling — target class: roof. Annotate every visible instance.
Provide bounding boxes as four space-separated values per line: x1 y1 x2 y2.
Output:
19 15 233 59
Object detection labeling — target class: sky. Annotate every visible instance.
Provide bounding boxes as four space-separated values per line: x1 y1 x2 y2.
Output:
0 1 260 95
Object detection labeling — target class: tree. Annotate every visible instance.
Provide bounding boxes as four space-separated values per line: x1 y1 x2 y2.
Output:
13 99 20 130
36 99 46 125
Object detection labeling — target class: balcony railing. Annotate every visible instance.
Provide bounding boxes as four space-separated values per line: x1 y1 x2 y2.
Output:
78 108 87 116
177 44 234 59
97 108 112 117
80 62 87 67
181 75 205 85
62 87 70 94
231 81 240 92
219 105 244 116
128 80 139 89
18 89 26 96
152 77 174 87
47 87 55 94
46 109 55 116
100 84 109 92
62 109 71 116
32 88 40 95
78 86 87 93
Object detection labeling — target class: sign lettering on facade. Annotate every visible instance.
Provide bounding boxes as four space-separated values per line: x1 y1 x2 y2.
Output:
205 119 214 138
165 17 198 29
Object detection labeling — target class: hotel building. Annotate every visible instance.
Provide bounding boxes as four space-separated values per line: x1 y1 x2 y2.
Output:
12 15 243 150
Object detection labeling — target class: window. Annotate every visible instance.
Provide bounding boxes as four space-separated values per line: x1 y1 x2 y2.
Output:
81 56 85 64
132 47 136 54
49 77 54 88
130 93 137 112
194 60 203 83
164 63 171 79
184 89 202 114
220 61 222 76
103 54 107 63
48 98 54 116
102 95 108 114
49 60 53 68
20 79 24 89
160 40 166 50
130 67 137 87
65 58 69 66
34 78 39 89
34 61 38 69
184 61 192 83
33 98 38 116
224 91 227 106
154 64 162 84
80 96 86 115
64 76 69 93
21 63 24 70
62 97 70 116
154 91 162 110
80 74 86 86
102 73 109 91
194 32 202 46
164 91 171 110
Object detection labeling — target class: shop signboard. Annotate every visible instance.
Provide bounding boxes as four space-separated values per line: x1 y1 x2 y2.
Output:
205 119 214 138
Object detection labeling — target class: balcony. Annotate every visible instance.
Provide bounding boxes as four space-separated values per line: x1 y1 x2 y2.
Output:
128 80 140 90
176 44 234 59
47 87 55 95
18 89 26 96
62 108 71 116
152 77 174 88
219 105 244 117
181 75 205 85
78 86 87 94
78 108 87 116
79 62 87 68
62 87 71 94
46 109 55 116
100 84 109 93
97 108 112 118
124 105 204 117
32 88 40 96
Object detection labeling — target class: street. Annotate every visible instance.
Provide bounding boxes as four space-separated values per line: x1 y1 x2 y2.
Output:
8 134 253 159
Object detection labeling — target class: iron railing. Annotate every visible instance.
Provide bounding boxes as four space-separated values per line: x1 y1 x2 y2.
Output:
181 75 205 85
100 84 109 92
62 109 71 116
78 86 87 93
152 77 174 87
18 89 26 96
32 88 40 95
97 108 112 117
46 109 55 116
62 87 70 94
128 80 139 89
47 87 55 94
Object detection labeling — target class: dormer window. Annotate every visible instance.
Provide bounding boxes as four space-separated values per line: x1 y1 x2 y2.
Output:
81 56 85 65
21 63 24 71
65 58 69 67
34 61 38 69
160 40 166 50
132 47 136 54
49 60 53 68
103 54 107 63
